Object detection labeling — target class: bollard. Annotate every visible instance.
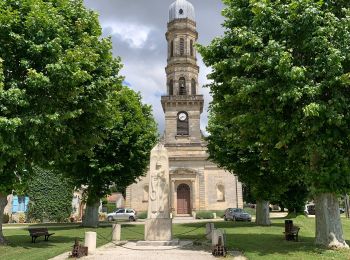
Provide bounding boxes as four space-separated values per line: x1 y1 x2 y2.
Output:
206 222 214 240
212 212 217 219
112 224 121 241
192 211 196 219
211 229 224 246
212 229 227 256
84 231 97 253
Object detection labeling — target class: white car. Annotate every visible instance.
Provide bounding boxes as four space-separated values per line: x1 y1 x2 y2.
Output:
107 208 137 222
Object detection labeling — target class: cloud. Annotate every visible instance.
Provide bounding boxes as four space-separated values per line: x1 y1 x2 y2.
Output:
102 21 154 49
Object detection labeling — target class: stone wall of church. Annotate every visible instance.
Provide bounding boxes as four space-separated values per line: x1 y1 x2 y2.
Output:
126 158 244 214
125 173 150 212
204 168 244 210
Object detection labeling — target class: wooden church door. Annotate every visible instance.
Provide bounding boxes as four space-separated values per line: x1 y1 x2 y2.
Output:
177 183 190 214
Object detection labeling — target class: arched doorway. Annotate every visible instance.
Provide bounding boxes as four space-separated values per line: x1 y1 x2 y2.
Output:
177 183 190 214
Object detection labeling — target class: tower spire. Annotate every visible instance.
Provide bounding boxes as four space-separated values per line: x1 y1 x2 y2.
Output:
169 0 195 22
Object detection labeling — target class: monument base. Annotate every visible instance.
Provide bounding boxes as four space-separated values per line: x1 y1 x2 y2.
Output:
136 239 179 246
144 218 172 241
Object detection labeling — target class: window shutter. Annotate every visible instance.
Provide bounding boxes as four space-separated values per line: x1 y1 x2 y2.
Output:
12 196 18 213
25 196 29 212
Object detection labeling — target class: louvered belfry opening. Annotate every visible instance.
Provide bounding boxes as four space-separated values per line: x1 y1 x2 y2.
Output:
169 79 174 95
180 38 185 55
179 77 186 95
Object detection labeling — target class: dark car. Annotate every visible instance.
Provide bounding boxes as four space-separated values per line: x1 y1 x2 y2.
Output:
224 208 252 222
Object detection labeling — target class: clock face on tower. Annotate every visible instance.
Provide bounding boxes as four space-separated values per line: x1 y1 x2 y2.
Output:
178 112 187 121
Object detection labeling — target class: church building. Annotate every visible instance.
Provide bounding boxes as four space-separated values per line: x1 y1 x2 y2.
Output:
125 0 243 216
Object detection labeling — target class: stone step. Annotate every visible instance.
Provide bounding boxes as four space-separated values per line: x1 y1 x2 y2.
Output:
173 216 194 220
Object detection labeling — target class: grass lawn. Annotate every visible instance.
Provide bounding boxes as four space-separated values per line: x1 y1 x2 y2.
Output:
173 215 350 260
1 216 350 259
0 223 144 260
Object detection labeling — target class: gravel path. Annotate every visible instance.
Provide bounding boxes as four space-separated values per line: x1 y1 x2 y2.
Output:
51 241 247 260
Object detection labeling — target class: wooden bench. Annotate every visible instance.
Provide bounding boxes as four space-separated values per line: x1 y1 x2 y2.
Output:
28 228 55 243
284 225 300 241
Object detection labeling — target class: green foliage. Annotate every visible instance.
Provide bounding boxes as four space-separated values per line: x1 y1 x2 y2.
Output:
69 87 158 207
195 211 215 219
0 0 122 227
280 182 309 214
198 0 350 201
2 213 9 223
137 211 147 219
106 203 116 213
27 167 74 222
0 0 123 237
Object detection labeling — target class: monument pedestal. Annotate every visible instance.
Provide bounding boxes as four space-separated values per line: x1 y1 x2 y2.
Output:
144 218 172 241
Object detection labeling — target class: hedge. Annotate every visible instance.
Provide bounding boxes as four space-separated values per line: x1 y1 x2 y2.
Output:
27 167 74 223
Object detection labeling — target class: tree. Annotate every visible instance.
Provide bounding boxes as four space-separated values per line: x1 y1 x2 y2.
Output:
198 0 350 248
279 182 309 215
202 119 288 225
0 0 121 244
27 167 74 222
68 88 158 227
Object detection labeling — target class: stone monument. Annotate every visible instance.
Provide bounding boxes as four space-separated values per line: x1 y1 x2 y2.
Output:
144 144 173 242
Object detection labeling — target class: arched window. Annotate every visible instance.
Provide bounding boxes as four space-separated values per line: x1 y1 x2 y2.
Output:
179 77 186 95
169 80 174 95
171 41 174 57
191 79 196 95
143 185 149 202
217 184 225 201
177 111 189 135
190 40 194 56
179 38 185 56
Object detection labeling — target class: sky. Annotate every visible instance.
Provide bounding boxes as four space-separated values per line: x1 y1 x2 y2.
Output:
83 0 225 134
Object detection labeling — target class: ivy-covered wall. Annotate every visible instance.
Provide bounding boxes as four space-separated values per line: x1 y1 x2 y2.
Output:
27 167 74 222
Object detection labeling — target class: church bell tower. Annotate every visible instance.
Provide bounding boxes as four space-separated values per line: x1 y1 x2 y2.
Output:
161 0 204 146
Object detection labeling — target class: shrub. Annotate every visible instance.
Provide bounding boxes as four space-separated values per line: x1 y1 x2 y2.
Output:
195 211 214 219
99 212 107 221
137 211 147 219
17 212 26 223
27 167 74 223
106 203 117 213
2 213 9 223
214 210 225 218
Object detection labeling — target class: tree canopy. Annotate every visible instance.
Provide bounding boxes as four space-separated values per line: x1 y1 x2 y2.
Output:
198 0 350 247
69 87 158 226
0 0 122 243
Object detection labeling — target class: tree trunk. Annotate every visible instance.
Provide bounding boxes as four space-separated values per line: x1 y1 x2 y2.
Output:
344 194 350 219
82 197 100 228
255 200 271 226
0 194 8 245
315 193 349 249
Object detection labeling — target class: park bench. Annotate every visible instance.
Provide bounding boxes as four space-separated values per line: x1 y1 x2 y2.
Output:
28 228 55 243
284 220 300 242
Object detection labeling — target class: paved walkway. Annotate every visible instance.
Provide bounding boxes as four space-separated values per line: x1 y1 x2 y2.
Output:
51 241 247 260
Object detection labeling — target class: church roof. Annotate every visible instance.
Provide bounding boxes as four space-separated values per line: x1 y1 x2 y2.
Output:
169 0 195 22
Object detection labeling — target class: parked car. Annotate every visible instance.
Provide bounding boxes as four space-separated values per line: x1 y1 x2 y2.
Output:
107 208 137 222
224 208 252 222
